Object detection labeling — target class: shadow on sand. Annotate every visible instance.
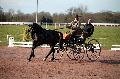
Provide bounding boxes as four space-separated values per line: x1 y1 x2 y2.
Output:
100 60 120 64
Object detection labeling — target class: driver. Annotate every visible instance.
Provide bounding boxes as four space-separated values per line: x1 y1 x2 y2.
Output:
69 14 80 30
67 14 82 38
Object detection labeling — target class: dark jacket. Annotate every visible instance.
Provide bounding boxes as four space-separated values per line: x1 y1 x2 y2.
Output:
82 23 94 37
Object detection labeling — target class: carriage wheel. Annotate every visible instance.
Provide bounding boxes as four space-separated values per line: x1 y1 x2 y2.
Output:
66 47 75 60
73 44 85 61
86 39 101 61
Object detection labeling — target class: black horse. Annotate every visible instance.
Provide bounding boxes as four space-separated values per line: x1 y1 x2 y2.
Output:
28 23 63 61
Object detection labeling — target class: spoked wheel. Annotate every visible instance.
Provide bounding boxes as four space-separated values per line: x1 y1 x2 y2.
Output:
73 44 85 61
86 39 101 61
55 48 65 59
66 46 75 60
54 43 67 59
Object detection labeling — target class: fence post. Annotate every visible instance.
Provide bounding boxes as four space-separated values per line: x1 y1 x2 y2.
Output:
55 23 57 29
7 35 11 41
8 37 14 47
46 22 47 29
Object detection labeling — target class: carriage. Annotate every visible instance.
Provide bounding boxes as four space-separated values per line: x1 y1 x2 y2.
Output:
28 23 101 61
56 23 101 61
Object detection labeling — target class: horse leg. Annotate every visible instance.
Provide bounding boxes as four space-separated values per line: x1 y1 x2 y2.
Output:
28 42 38 61
43 46 54 61
51 47 55 61
28 48 34 60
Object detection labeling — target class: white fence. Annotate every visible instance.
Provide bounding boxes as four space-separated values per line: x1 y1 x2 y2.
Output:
8 37 51 48
0 22 120 26
8 37 32 47
8 37 61 48
0 22 33 25
81 23 120 27
8 36 101 50
8 36 120 51
111 45 120 51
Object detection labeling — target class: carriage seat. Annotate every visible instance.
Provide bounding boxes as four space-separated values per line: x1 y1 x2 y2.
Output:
63 32 71 41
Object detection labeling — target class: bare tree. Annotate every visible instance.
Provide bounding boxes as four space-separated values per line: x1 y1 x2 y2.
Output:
66 5 88 22
16 10 24 21
8 9 15 21
0 6 3 22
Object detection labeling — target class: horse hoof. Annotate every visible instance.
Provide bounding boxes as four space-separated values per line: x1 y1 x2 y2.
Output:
29 60 31 62
51 58 55 61
27 58 31 62
32 54 35 58
43 58 46 61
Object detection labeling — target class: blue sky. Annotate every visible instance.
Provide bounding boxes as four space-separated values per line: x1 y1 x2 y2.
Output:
0 0 120 14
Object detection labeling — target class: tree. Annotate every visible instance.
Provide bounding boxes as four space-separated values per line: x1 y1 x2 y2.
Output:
52 13 66 23
37 11 53 23
0 6 7 22
16 10 25 21
94 11 117 23
66 5 88 22
8 9 15 21
112 12 120 23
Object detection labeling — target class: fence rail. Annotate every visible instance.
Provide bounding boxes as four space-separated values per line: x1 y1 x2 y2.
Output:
0 22 120 26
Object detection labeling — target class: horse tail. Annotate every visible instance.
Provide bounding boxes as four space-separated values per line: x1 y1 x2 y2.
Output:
58 32 63 49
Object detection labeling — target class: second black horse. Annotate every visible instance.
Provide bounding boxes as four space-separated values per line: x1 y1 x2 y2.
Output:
28 23 63 61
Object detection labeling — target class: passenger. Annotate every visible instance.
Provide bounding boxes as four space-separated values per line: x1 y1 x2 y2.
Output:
82 19 94 38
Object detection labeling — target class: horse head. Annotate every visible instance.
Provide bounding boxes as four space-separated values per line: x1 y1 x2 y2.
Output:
28 24 33 32
28 23 43 33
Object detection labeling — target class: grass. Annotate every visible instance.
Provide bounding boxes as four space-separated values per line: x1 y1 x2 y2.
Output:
0 25 120 49
92 27 120 48
0 25 28 45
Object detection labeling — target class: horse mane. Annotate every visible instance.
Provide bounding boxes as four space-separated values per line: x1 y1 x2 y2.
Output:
33 23 44 31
